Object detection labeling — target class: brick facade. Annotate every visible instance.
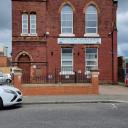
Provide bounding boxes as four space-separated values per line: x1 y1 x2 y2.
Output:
12 0 118 84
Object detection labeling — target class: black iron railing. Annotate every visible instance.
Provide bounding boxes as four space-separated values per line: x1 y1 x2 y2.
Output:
22 70 91 84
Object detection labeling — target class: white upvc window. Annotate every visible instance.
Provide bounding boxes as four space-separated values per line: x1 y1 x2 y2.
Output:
85 48 98 71
85 5 98 36
30 14 36 35
61 5 73 35
61 48 73 74
22 14 28 34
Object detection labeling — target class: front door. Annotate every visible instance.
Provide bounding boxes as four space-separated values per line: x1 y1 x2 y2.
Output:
18 54 31 83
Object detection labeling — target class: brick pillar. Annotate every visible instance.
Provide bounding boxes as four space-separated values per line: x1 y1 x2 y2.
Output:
91 70 99 94
13 67 22 90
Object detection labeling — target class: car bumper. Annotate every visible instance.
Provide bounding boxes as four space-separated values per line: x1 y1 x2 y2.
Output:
3 94 23 107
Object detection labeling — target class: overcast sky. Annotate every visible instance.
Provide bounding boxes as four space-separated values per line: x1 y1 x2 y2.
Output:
0 0 128 57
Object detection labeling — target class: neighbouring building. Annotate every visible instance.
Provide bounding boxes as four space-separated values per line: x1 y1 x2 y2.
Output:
118 56 128 82
12 0 118 84
118 56 125 82
0 46 11 74
0 46 8 57
0 46 10 67
124 58 128 75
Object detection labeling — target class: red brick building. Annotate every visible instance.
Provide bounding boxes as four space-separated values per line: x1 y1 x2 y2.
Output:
12 0 118 84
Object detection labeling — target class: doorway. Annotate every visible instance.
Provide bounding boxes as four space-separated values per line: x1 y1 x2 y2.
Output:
18 54 31 83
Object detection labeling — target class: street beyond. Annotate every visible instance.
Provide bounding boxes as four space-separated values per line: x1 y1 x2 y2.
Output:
0 103 128 128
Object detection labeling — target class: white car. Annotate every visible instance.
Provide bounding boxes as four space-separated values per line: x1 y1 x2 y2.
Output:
0 85 22 109
0 72 12 84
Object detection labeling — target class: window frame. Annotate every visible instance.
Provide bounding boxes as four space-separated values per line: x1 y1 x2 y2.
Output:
85 5 99 37
61 48 74 75
85 48 98 72
30 14 37 35
60 5 74 37
21 14 28 35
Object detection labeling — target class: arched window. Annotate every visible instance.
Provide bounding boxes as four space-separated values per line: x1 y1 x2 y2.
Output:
85 5 98 34
61 5 73 34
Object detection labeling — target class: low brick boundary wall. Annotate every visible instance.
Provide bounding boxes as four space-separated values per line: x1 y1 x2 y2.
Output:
21 84 98 96
13 68 99 96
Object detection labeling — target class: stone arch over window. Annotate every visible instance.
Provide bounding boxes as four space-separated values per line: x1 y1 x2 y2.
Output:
21 11 28 14
15 51 33 62
83 1 100 14
58 2 75 13
30 11 36 14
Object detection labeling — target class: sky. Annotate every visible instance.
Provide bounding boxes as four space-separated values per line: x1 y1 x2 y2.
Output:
0 0 128 57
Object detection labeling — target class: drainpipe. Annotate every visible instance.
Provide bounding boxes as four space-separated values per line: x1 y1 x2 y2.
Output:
112 31 114 84
108 30 114 84
111 0 118 84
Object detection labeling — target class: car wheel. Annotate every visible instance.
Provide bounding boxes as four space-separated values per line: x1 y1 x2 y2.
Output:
6 79 12 84
0 97 3 109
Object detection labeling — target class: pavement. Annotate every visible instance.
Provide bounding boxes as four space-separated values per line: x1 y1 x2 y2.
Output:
23 84 128 104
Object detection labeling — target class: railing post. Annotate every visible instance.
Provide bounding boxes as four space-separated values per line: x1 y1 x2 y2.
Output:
75 71 77 83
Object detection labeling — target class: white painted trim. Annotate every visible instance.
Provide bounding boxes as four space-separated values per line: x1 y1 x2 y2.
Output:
59 33 75 37
58 37 101 44
29 33 37 36
60 71 75 75
21 33 29 36
84 33 100 37
21 33 37 36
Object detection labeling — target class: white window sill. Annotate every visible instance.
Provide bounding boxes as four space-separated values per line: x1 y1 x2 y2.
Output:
21 33 37 36
30 33 37 36
59 33 75 37
84 33 100 37
85 71 91 75
60 71 75 75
